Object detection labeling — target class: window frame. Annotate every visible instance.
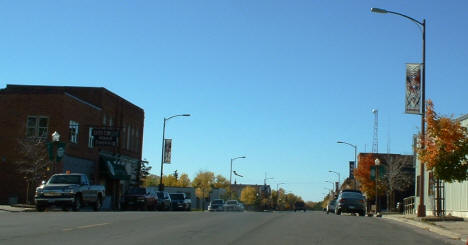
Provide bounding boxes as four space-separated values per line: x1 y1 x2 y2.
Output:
69 120 79 144
26 116 49 138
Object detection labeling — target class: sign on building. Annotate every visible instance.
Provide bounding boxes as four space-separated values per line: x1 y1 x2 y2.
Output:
164 139 172 163
92 128 119 147
405 63 422 114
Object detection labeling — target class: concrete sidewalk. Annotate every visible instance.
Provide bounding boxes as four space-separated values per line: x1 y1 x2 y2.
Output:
383 214 468 243
0 204 35 212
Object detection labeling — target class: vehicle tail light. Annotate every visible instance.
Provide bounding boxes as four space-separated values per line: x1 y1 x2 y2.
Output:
360 200 364 204
339 199 346 203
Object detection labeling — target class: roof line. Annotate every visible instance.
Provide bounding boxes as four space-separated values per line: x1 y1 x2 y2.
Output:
64 92 102 111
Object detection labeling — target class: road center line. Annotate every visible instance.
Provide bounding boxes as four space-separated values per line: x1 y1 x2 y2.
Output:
63 223 110 231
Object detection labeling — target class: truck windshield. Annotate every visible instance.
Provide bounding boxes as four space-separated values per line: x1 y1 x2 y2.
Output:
170 194 185 200
48 175 81 185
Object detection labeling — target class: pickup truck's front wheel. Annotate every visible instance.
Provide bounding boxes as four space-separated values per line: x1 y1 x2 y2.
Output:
94 195 102 211
72 195 81 211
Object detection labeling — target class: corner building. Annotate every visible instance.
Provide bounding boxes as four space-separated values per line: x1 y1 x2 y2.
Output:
0 84 144 209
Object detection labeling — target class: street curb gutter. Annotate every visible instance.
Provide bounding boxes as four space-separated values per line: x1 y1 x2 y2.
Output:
383 216 467 243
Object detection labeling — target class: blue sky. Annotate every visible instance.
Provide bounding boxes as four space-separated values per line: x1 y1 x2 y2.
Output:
1 0 467 202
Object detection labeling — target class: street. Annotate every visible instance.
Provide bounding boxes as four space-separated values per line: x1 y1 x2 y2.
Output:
0 211 463 245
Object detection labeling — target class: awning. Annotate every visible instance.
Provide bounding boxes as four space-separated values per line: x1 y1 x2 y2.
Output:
100 156 130 180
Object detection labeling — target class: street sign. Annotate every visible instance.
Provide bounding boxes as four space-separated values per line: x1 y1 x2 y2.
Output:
370 165 385 181
47 142 66 162
92 128 119 147
163 139 172 163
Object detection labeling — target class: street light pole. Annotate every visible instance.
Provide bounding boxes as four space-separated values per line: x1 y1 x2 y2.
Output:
276 183 285 210
159 114 190 191
337 141 357 189
229 156 246 199
328 170 340 192
371 7 426 217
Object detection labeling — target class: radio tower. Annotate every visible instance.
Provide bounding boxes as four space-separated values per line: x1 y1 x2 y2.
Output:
372 109 378 153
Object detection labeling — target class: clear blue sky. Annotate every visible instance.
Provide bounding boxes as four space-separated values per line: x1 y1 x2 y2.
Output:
1 0 467 202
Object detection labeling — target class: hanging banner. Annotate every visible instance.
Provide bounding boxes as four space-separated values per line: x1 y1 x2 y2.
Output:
163 139 172 163
349 161 355 179
405 63 422 114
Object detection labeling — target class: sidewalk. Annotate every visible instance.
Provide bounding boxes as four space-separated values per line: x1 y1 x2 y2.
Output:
383 214 468 243
0 204 35 212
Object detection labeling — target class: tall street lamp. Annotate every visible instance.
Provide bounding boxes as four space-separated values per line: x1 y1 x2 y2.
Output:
328 170 340 192
159 114 190 191
276 183 285 210
375 158 381 214
337 141 357 189
230 156 246 199
371 7 426 217
325 180 335 194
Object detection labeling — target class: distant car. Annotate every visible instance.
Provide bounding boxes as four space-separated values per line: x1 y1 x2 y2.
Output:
208 199 225 211
169 193 191 211
224 200 243 211
156 191 171 211
335 191 366 216
122 187 157 211
294 201 306 212
326 199 337 214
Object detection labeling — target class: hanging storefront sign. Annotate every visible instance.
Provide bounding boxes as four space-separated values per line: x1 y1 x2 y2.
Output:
164 139 172 163
349 161 355 179
405 63 422 114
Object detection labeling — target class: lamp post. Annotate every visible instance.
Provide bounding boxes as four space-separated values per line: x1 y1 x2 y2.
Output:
229 156 246 199
371 7 426 217
276 183 285 210
325 180 335 195
159 114 190 191
328 170 340 192
337 141 357 189
375 158 381 214
51 131 61 173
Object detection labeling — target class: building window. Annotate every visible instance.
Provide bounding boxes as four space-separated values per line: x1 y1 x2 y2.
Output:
26 116 49 138
69 120 79 143
88 127 94 148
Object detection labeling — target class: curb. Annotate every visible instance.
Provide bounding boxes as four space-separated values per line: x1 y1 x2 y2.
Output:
383 215 467 243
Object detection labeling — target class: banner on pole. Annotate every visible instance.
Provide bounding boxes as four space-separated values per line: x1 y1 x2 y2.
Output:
349 161 355 179
163 139 172 163
405 63 422 114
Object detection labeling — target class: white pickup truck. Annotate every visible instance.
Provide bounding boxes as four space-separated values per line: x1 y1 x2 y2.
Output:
35 173 105 212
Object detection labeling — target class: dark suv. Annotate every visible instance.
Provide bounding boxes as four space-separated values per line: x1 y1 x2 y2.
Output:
294 201 306 212
335 191 366 216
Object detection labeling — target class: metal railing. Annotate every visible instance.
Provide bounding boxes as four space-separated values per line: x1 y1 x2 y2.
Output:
403 196 415 215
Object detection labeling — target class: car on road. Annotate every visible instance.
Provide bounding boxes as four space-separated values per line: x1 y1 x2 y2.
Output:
169 193 191 211
326 198 337 214
208 199 225 211
122 187 157 211
156 191 172 211
335 191 366 216
35 173 105 212
224 200 243 211
294 201 306 212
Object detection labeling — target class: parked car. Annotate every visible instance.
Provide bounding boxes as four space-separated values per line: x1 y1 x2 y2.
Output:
294 201 306 212
156 191 172 211
224 200 243 211
35 173 105 212
335 191 366 216
208 199 225 211
326 199 337 214
122 187 157 211
169 193 191 211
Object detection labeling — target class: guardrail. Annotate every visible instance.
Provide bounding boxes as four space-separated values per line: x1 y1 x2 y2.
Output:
403 196 415 215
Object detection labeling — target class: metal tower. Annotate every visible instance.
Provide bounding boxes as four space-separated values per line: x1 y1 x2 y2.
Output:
372 109 378 153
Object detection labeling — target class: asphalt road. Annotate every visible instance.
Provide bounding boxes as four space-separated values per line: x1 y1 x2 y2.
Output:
0 210 463 245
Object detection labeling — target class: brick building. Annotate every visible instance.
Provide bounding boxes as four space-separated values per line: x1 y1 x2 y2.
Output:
0 84 144 208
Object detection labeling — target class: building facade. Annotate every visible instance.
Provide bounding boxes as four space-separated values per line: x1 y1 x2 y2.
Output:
414 114 468 218
0 84 144 208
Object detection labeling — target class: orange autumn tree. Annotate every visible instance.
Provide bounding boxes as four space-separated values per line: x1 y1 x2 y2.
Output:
354 153 386 200
417 100 468 182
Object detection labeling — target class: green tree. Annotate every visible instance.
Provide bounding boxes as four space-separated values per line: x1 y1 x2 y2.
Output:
240 186 257 205
192 171 215 200
177 173 191 187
